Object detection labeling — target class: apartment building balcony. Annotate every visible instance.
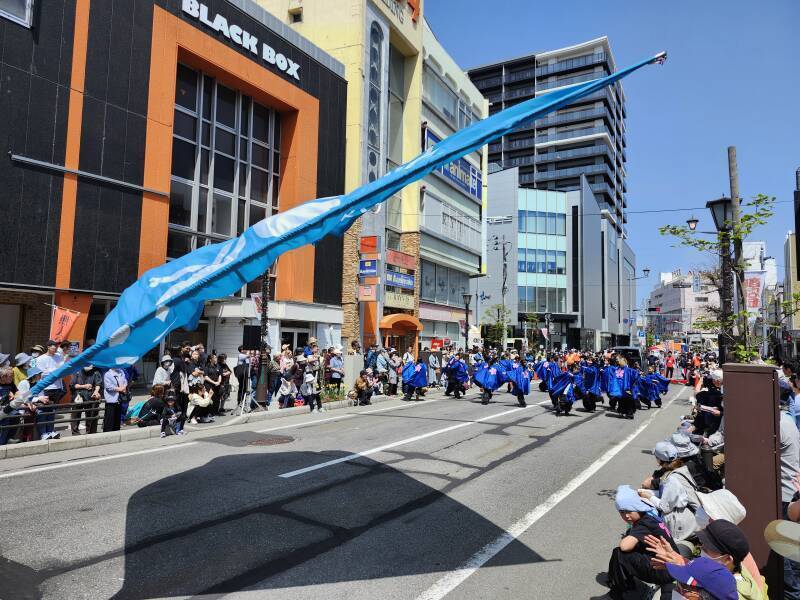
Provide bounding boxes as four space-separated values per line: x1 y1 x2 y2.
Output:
505 67 537 83
502 154 537 168
473 75 502 90
535 52 608 78
535 143 614 165
504 135 537 151
535 125 611 144
504 85 536 101
486 91 502 104
420 194 483 255
536 163 614 183
537 70 606 92
488 142 502 154
590 182 617 200
535 106 609 129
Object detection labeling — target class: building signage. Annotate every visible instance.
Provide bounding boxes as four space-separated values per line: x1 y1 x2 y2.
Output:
360 235 380 254
386 269 415 290
378 0 420 24
359 259 379 277
425 129 482 202
181 0 301 80
386 249 416 270
358 284 378 302
384 290 415 310
743 270 766 311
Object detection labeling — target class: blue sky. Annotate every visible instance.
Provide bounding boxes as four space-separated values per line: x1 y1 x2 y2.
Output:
425 0 799 302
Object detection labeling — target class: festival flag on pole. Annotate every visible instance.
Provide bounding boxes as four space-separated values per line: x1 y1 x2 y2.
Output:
49 306 80 343
30 51 667 394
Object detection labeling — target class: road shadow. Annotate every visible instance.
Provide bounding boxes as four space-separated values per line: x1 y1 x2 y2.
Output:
2 449 549 599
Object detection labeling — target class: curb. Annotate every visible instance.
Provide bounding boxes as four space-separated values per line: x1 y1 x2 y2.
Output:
0 394 401 460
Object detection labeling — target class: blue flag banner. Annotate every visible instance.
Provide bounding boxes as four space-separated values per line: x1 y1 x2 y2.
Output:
30 52 665 395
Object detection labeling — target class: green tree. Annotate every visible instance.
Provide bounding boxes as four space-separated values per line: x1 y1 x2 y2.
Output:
483 304 513 348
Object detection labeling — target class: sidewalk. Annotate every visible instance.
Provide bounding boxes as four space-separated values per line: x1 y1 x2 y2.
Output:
0 386 447 460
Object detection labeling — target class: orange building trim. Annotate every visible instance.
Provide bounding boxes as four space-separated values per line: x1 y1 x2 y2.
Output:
54 0 91 289
142 7 320 303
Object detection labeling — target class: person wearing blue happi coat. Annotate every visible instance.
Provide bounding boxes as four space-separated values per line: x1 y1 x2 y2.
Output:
507 360 531 407
402 358 428 401
474 359 507 405
603 359 639 419
533 359 557 391
579 359 603 412
499 354 515 393
444 354 468 399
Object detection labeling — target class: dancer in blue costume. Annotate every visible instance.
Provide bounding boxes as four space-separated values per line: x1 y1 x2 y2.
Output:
507 358 531 407
473 358 507 405
402 357 429 402
634 368 670 409
549 363 582 416
602 357 640 419
533 356 558 392
578 354 603 412
499 352 515 393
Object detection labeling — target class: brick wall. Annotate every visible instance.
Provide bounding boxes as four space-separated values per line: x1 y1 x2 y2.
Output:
0 290 53 354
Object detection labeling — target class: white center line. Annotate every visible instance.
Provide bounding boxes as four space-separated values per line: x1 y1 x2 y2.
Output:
414 387 687 600
0 442 199 480
278 406 529 478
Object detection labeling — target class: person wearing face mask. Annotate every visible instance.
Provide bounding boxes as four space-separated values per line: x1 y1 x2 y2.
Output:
28 345 45 370
70 365 103 435
647 519 764 600
152 355 174 388
13 353 32 387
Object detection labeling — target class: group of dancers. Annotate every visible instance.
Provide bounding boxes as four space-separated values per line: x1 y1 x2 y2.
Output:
402 348 671 418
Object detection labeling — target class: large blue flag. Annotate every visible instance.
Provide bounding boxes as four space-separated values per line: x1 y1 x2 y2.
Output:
31 52 665 394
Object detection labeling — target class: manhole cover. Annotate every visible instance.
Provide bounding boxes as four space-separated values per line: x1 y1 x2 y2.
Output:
248 435 294 446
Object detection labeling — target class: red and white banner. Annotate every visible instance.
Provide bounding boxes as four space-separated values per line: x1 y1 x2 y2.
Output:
743 271 766 311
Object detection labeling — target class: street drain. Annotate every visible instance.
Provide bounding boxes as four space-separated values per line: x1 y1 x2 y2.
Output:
248 435 294 446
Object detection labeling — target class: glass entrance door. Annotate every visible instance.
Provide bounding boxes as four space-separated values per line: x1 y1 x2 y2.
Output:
281 328 310 352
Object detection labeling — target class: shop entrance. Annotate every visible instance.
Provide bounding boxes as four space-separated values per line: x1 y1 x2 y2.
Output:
280 321 311 352
379 313 423 359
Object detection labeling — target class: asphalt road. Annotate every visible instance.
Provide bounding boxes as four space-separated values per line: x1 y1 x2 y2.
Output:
0 384 691 600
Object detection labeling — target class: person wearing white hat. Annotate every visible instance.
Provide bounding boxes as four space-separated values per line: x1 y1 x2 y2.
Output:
300 371 323 413
329 348 344 392
152 355 174 387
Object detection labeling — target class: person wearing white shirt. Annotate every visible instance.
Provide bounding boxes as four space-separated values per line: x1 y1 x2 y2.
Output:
103 368 128 432
33 340 65 440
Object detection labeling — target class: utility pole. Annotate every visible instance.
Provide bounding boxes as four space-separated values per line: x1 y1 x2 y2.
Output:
255 269 271 405
728 146 748 352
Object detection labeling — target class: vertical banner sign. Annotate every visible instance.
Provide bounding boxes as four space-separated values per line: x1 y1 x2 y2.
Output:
743 271 766 311
49 306 80 342
251 293 263 320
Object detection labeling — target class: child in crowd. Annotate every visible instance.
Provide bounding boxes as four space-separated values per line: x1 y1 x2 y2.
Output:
278 373 297 409
187 382 214 424
160 392 186 437
301 372 323 413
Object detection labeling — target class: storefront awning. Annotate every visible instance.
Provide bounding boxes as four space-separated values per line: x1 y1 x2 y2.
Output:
379 313 423 332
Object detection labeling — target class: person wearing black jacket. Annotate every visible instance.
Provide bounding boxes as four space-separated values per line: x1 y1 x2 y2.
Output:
136 385 166 427
70 365 103 434
204 354 223 415
169 344 191 415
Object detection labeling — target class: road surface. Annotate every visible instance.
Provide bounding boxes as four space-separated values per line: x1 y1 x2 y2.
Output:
0 384 690 599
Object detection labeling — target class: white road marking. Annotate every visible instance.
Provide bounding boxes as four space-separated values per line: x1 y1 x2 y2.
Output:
415 387 687 600
279 406 529 478
0 442 199 480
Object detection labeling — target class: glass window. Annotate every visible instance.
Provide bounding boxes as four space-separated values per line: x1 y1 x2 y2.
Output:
167 230 193 260
197 187 208 232
547 288 557 312
527 211 537 233
168 179 193 227
537 211 547 234
202 76 213 120
421 260 436 302
518 286 527 313
215 127 235 156
537 287 547 312
448 269 460 306
211 193 232 236
253 104 271 144
237 199 246 234
366 22 384 184
422 64 457 125
547 213 557 235
174 111 197 141
518 210 526 233
175 64 197 112
556 213 566 235
215 84 236 127
547 250 557 274
526 251 536 274
527 286 535 313
556 251 566 275
537 249 546 274
214 153 235 192
171 138 196 181
251 144 269 169
517 248 526 273
435 264 448 305
249 202 267 228
558 289 566 313
250 167 269 204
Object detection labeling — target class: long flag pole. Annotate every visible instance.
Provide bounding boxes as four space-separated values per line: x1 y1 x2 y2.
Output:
30 52 666 396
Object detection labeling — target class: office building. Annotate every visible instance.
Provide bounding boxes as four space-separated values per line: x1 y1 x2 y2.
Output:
481 167 636 351
468 37 627 236
647 270 720 339
259 1 487 353
0 1 347 378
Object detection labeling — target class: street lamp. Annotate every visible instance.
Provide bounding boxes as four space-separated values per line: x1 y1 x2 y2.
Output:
706 196 734 363
462 292 472 353
686 215 699 231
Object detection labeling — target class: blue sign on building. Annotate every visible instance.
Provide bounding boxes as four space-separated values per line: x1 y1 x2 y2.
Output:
359 259 378 277
425 129 482 202
386 269 415 290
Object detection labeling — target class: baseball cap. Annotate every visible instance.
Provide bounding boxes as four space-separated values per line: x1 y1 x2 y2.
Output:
697 519 750 562
666 556 737 600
